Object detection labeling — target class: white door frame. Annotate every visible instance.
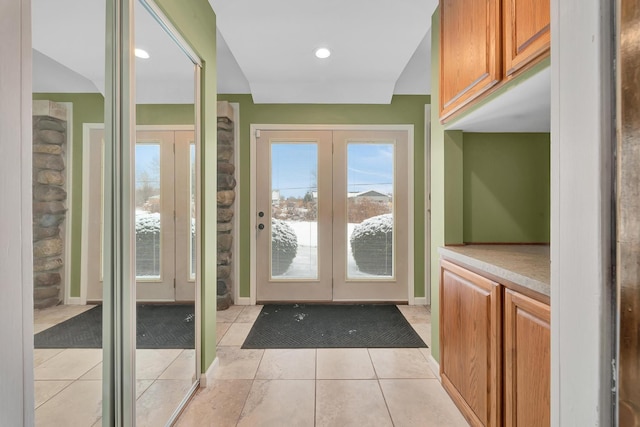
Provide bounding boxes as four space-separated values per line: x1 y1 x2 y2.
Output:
250 124 415 305
80 123 195 303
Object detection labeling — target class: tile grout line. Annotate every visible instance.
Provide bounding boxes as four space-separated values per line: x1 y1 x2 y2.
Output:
34 379 75 410
376 377 397 427
313 349 317 427
232 312 262 426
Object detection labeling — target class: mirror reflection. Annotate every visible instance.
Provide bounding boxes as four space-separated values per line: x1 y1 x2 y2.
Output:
134 1 198 425
30 0 199 425
31 0 106 426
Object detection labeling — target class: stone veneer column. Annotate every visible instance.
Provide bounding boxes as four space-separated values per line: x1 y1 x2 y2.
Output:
216 102 236 310
32 101 68 309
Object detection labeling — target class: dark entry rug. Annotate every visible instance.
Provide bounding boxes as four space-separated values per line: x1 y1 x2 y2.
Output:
242 304 427 349
34 304 195 349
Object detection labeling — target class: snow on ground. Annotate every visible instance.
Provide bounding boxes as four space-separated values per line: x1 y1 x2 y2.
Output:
276 220 391 279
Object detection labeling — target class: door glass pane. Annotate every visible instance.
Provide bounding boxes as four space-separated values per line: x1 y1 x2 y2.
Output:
271 143 318 279
347 143 394 279
190 142 196 280
135 143 161 279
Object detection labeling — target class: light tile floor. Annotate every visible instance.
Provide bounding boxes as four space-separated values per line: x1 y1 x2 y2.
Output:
176 304 469 427
33 305 197 427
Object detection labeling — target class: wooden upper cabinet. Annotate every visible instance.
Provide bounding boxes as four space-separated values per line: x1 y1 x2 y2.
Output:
504 289 551 427
439 0 502 121
503 0 550 77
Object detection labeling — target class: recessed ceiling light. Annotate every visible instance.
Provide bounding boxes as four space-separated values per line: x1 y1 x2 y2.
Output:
315 47 331 59
135 48 150 59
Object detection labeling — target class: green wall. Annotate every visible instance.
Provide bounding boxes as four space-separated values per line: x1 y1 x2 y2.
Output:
217 94 431 300
463 133 550 243
137 104 194 125
32 93 105 298
429 8 455 362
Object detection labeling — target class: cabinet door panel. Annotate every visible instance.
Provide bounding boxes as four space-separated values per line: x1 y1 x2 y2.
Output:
440 260 501 427
504 289 551 427
439 0 501 121
503 0 550 76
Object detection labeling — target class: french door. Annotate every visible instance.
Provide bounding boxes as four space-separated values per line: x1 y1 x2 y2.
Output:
86 128 196 301
256 129 409 302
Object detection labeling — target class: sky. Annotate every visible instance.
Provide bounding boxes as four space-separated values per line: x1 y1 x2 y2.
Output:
134 141 395 199
271 142 394 199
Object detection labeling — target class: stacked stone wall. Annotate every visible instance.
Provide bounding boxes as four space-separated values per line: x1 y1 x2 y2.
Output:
217 104 236 310
32 102 68 309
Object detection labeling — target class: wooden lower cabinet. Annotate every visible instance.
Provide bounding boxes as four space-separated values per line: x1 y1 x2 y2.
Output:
440 260 550 427
440 260 502 427
504 289 551 427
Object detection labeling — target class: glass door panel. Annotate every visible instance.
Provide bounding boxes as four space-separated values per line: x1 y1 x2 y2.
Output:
256 131 333 301
270 143 318 280
190 142 196 280
332 130 408 301
346 143 395 280
135 143 162 279
134 131 176 301
175 130 197 301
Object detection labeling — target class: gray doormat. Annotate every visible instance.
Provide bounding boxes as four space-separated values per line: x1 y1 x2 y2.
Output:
34 304 195 349
241 304 427 349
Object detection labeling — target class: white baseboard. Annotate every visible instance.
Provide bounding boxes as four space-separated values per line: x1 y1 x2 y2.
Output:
65 297 84 305
199 356 219 387
413 297 427 305
428 355 441 381
234 296 252 306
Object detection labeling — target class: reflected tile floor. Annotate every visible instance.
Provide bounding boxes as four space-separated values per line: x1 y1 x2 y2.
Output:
176 304 469 427
33 305 197 427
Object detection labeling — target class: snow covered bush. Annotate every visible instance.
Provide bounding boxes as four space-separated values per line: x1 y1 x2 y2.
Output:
350 213 393 275
271 218 298 275
136 212 161 276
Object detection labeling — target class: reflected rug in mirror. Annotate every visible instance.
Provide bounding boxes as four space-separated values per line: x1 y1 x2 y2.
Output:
34 304 195 349
242 304 427 349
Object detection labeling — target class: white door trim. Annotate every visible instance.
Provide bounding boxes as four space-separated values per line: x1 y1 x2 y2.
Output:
58 102 76 305
249 124 415 305
80 123 195 303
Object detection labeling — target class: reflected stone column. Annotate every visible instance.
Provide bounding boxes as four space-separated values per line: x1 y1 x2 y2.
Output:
32 100 68 308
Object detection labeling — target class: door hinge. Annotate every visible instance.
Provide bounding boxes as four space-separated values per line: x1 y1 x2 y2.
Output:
174 210 176 220
173 278 176 288
255 129 261 138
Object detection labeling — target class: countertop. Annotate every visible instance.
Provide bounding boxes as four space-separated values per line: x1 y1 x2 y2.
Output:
438 244 550 298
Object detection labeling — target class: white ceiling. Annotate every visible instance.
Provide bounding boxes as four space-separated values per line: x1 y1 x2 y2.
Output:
32 0 435 104
32 0 195 104
31 0 549 131
210 0 438 103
